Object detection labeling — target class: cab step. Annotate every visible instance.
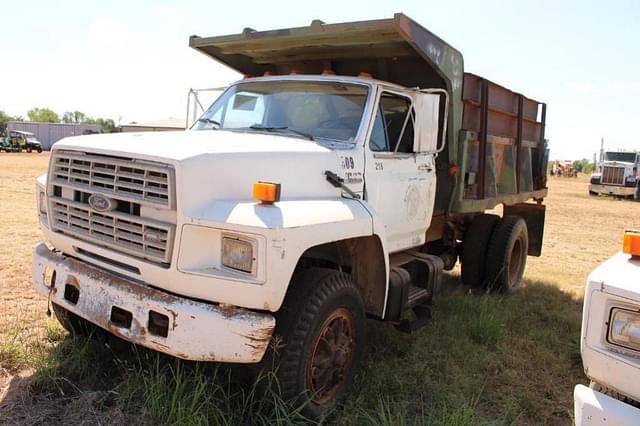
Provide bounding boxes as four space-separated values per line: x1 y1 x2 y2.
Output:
385 252 444 334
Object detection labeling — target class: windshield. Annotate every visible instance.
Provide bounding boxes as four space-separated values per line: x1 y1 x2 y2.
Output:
193 80 369 142
605 152 637 163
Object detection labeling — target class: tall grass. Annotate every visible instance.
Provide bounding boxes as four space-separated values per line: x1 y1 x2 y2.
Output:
1 276 584 425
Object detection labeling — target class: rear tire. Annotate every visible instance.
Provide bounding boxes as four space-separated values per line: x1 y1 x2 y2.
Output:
274 268 365 420
589 191 597 196
461 214 500 288
485 216 528 293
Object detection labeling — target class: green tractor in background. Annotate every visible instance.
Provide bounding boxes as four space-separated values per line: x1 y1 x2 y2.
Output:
0 130 43 153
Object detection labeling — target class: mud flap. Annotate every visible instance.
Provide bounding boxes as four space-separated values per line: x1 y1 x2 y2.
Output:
504 202 546 257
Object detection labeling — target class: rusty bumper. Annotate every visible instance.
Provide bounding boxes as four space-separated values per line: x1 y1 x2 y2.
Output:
32 242 275 363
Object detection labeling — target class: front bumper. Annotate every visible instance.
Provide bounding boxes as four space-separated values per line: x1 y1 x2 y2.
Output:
589 184 636 197
32 242 275 363
574 384 640 425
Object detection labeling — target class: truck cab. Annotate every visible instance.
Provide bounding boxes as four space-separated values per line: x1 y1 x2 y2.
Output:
589 151 640 198
31 14 549 419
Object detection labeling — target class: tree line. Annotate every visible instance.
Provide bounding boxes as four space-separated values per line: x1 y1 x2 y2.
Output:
1 108 117 134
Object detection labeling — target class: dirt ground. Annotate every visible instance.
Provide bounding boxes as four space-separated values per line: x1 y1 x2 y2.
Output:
1 152 640 422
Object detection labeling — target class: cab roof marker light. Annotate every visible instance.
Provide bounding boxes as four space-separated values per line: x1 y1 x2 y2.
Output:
623 230 640 257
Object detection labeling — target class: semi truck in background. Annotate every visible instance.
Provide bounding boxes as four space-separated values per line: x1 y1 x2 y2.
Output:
575 231 640 425
31 14 549 418
589 150 640 199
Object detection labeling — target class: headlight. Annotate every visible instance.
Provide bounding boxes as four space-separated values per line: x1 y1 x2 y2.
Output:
39 191 47 214
221 236 255 273
608 308 640 352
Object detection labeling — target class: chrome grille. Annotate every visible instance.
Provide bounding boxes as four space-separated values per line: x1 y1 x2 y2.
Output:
602 166 625 185
50 198 174 264
52 151 174 208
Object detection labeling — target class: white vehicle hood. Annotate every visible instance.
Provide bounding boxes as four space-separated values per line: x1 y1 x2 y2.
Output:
53 129 334 162
52 129 352 212
588 253 640 301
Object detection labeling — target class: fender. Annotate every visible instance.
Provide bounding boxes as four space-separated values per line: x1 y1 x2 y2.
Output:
186 198 390 312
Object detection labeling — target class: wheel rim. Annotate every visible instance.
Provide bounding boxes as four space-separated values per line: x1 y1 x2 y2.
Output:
508 238 525 287
306 307 355 404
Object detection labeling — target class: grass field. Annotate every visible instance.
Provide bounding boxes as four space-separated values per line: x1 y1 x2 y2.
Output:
2 152 640 425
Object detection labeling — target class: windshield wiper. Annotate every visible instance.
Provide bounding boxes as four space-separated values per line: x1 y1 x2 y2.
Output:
249 125 314 141
198 118 221 129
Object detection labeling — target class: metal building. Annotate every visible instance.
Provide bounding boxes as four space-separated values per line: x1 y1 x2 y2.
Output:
6 121 102 150
121 118 185 133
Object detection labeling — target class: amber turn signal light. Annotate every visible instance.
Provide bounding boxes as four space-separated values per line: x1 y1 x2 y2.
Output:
253 182 281 204
623 230 640 256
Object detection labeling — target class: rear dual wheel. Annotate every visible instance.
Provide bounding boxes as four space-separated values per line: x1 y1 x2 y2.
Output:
485 216 529 293
462 215 528 292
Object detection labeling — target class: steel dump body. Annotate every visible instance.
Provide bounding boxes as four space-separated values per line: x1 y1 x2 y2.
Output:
190 13 548 215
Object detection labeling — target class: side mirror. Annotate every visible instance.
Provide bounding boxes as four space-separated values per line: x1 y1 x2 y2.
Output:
413 89 449 154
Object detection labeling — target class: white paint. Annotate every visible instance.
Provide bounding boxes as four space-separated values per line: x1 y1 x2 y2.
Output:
34 75 450 361
32 242 275 363
574 384 640 425
576 252 640 420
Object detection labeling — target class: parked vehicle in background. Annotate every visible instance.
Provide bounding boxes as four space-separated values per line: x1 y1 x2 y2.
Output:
551 160 577 177
589 150 640 198
31 14 549 419
0 130 43 153
575 230 640 425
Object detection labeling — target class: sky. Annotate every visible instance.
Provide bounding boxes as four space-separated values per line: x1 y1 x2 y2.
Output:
2 0 639 160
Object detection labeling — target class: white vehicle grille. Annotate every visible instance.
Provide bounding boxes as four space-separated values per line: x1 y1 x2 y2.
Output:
52 151 174 208
50 198 174 264
48 151 176 266
602 166 625 185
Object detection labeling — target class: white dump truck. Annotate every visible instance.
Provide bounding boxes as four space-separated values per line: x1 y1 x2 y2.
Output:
575 231 640 425
32 14 549 418
589 150 640 198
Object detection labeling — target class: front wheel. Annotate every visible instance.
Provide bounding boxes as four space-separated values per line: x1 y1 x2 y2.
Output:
275 268 365 420
52 303 98 337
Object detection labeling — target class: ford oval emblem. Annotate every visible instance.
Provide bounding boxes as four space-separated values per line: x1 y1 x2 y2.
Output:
88 194 116 212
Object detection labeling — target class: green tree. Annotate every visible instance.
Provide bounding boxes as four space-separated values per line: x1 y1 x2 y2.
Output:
573 159 595 174
62 111 88 124
0 111 24 134
61 110 118 133
27 107 60 123
94 117 118 133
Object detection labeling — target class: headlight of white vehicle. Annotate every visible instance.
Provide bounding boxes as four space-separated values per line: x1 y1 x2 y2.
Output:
608 308 640 352
221 236 255 274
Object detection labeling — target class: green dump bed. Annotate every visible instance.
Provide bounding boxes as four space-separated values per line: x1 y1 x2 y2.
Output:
190 13 548 215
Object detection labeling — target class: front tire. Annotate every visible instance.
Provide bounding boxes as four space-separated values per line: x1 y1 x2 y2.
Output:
52 303 98 337
275 268 365 420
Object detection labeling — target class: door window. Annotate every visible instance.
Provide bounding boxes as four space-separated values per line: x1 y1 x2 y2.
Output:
369 93 415 153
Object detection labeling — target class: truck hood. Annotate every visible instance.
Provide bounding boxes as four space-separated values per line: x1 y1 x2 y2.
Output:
53 129 334 162
53 130 352 213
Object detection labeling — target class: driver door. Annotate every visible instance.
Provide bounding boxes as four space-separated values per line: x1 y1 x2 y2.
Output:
363 89 438 253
